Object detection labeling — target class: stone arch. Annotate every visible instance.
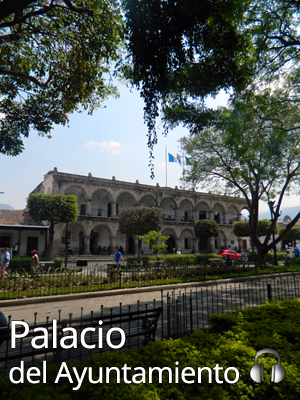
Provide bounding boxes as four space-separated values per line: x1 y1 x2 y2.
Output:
161 227 178 254
179 228 194 253
160 197 176 221
211 202 226 224
227 205 240 225
116 192 135 216
62 184 88 216
90 224 112 254
215 229 226 250
61 222 86 254
91 188 112 217
195 201 210 220
138 194 156 207
178 199 193 222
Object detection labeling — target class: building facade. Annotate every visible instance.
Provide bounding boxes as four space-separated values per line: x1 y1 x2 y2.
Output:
0 210 49 257
30 168 250 257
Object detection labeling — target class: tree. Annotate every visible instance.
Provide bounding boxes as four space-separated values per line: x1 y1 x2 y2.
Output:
180 86 300 264
233 220 279 238
0 0 123 156
119 207 163 258
122 0 254 175
194 220 219 254
138 230 169 257
27 193 78 258
279 227 300 246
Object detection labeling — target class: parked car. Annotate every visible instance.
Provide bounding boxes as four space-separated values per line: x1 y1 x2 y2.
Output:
217 249 242 260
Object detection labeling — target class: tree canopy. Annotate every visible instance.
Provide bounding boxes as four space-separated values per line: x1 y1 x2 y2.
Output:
194 220 219 253
119 206 163 257
122 0 300 174
27 193 78 257
122 0 254 175
233 220 279 238
0 0 123 156
180 86 300 262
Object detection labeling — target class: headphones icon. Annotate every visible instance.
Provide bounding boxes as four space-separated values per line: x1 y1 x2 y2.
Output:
250 348 285 383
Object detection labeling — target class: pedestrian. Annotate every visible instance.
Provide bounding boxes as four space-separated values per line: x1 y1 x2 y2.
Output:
31 250 41 270
287 247 293 258
67 244 72 255
1 248 10 277
294 245 300 258
177 248 181 255
13 243 18 257
115 246 124 265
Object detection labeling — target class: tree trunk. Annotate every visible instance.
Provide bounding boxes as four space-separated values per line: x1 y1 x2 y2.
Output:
138 238 142 259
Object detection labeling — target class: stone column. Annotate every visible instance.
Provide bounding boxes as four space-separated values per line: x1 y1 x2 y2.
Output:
110 236 116 255
111 202 117 217
193 237 198 254
84 235 90 255
86 199 92 216
175 206 179 221
224 212 228 224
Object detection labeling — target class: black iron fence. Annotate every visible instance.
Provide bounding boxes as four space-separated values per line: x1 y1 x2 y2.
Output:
1 273 299 372
0 262 257 300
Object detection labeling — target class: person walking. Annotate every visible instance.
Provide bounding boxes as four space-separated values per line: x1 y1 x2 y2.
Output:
31 250 41 270
294 245 300 258
115 246 124 265
1 248 10 277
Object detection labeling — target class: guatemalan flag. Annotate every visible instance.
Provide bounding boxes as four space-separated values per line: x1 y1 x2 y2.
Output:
168 153 181 164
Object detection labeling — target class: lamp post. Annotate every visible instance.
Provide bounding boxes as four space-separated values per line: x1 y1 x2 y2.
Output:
268 201 278 266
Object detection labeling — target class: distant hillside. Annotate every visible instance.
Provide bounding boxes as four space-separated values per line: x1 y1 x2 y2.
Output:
259 206 300 221
0 204 15 210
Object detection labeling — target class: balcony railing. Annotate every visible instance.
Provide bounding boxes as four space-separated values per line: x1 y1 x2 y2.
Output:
91 209 108 217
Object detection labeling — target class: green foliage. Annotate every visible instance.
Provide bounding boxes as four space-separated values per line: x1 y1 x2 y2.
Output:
180 86 300 263
0 0 123 156
122 0 254 174
119 207 163 236
234 220 279 237
194 220 219 239
27 194 78 224
2 299 300 398
279 227 300 243
138 230 169 256
27 193 78 258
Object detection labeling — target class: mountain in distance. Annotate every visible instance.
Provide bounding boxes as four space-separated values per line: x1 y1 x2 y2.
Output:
259 206 300 221
0 204 15 210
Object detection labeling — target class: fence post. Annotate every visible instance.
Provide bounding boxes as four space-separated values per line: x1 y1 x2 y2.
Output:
255 260 257 276
267 283 272 302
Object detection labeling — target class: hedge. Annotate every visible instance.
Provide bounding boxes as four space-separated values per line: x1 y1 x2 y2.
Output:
1 299 300 399
126 254 222 268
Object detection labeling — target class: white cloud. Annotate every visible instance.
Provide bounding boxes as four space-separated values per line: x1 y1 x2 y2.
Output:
84 140 122 154
157 161 166 168
84 141 99 150
99 140 121 155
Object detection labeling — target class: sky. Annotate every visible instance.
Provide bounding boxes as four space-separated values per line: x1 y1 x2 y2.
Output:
1 82 299 214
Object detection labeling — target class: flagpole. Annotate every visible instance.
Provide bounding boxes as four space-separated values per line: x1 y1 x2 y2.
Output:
165 145 168 187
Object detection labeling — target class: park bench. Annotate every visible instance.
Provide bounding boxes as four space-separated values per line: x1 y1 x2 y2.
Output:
0 306 163 373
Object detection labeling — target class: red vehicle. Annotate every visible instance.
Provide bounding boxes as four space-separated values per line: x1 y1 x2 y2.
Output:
217 249 242 260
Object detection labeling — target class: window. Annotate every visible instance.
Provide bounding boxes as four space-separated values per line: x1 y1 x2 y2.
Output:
0 235 11 247
199 211 206 220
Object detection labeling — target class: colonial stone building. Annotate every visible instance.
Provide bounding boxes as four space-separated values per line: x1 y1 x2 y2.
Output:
30 168 250 257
